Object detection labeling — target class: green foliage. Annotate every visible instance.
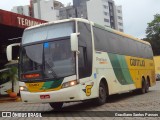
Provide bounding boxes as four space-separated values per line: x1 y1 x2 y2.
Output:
0 67 18 81
0 72 9 80
145 14 160 55
0 66 18 92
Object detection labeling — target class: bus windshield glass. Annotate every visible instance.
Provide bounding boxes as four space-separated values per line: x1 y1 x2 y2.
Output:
21 44 43 73
21 39 75 79
44 39 75 78
21 22 76 80
22 22 74 45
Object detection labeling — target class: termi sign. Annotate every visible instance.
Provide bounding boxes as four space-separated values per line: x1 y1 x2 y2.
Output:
0 9 46 28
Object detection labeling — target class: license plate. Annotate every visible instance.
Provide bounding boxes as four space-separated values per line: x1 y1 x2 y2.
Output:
40 95 50 99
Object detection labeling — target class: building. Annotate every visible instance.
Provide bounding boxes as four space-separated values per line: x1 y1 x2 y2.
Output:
59 0 124 31
59 6 77 20
87 0 124 31
31 0 63 21
11 5 30 16
60 0 88 20
116 5 123 32
11 0 123 31
74 0 88 19
73 0 81 7
12 0 64 21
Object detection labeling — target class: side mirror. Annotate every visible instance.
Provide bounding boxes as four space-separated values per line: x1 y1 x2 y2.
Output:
6 43 20 61
70 33 79 52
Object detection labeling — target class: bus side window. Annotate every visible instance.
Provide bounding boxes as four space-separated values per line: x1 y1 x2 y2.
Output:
78 22 92 79
78 46 87 78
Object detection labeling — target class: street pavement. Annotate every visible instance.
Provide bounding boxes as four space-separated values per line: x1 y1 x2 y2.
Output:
0 81 160 120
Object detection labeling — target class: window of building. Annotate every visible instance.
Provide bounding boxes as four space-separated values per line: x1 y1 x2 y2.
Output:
118 16 122 20
104 12 108 16
104 18 109 23
103 5 108 9
118 22 123 26
118 10 121 13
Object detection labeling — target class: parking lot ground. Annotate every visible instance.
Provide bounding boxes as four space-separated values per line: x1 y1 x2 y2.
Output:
0 81 160 119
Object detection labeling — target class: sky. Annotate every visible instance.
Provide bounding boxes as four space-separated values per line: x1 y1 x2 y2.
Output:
0 0 160 39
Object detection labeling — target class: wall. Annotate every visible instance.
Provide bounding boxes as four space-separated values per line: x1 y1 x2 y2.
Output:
11 5 30 16
33 0 59 21
87 0 110 27
116 5 123 32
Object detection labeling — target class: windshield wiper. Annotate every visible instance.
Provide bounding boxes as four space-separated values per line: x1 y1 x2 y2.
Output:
45 61 58 78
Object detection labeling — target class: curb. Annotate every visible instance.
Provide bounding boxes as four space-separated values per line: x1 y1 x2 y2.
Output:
0 97 22 103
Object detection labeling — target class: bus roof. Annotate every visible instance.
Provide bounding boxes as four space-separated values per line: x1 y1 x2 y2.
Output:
26 18 150 46
25 18 91 30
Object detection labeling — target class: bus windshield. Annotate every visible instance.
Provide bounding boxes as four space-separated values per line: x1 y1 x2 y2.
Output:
21 39 75 79
20 21 76 80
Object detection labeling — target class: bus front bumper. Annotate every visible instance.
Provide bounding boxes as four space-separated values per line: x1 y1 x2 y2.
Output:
20 85 81 103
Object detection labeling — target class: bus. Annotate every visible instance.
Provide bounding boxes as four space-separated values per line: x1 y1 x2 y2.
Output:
16 18 155 110
0 43 20 95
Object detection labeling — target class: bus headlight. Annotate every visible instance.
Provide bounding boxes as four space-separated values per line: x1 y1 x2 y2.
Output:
62 80 78 88
20 86 28 91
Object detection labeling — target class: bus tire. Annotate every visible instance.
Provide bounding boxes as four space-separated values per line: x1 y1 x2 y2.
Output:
49 102 63 111
145 78 149 93
140 78 146 94
95 81 107 105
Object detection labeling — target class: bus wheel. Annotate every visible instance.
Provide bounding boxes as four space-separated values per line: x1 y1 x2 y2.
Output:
49 102 63 111
95 81 107 105
140 78 146 94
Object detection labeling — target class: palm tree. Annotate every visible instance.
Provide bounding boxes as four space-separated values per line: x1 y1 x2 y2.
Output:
0 66 18 92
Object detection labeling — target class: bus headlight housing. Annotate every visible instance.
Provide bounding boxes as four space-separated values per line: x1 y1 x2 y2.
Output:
62 80 78 88
20 86 28 91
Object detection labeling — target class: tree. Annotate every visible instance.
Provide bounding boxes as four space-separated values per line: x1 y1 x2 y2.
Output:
145 14 160 55
0 66 18 92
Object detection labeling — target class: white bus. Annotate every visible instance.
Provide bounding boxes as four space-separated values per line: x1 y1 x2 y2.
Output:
0 43 20 95
17 18 155 110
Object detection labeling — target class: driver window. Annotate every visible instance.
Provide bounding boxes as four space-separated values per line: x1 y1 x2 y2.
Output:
78 46 87 78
